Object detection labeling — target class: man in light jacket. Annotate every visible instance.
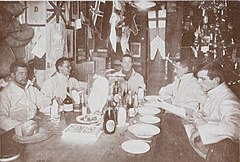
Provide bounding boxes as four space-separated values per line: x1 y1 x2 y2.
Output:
159 59 206 116
190 62 240 161
0 61 51 131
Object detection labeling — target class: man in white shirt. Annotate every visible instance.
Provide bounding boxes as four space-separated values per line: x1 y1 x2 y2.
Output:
159 59 206 116
190 62 240 161
0 61 51 131
41 57 87 101
113 54 146 95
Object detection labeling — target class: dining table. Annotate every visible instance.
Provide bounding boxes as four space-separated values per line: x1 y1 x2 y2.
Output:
0 106 207 162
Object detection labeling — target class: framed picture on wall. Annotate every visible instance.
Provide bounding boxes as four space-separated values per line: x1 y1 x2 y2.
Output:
70 1 79 20
26 1 46 25
131 42 141 58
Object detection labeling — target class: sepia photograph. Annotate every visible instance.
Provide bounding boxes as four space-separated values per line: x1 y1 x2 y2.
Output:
0 1 239 162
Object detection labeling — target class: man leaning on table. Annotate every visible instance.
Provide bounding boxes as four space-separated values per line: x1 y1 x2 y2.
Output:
113 54 146 94
41 57 87 102
0 61 51 131
158 59 206 116
189 62 240 161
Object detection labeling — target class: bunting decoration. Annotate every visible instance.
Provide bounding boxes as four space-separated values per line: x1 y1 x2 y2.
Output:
148 10 166 60
109 1 139 54
109 0 125 53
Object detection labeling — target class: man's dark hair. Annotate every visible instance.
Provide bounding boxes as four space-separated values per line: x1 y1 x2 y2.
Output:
55 57 69 72
121 54 133 62
198 62 225 83
10 60 27 73
177 59 192 72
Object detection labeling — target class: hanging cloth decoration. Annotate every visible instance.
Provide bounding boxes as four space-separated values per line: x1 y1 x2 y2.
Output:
109 0 125 53
148 10 166 60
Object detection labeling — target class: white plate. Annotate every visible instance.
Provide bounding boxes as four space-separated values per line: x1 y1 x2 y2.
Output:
137 107 161 116
128 124 160 138
144 95 159 103
121 140 150 154
76 114 101 124
139 116 161 124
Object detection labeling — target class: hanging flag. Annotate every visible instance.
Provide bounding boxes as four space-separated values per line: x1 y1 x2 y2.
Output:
121 26 131 54
124 3 139 35
46 1 66 24
148 10 166 60
109 0 125 53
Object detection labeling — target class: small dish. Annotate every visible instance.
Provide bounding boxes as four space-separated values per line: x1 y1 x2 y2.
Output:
76 114 101 124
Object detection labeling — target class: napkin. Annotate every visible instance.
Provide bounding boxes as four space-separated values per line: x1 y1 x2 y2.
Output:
88 75 109 113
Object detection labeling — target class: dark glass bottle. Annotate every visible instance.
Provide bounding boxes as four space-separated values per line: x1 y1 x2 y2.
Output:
78 93 83 115
112 79 119 107
103 97 116 134
63 87 73 111
122 81 128 106
126 90 133 110
81 93 87 116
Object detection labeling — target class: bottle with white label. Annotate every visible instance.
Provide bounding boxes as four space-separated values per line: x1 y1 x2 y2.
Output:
103 96 116 134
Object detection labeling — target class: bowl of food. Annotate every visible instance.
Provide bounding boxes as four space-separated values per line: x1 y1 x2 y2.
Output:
76 114 101 124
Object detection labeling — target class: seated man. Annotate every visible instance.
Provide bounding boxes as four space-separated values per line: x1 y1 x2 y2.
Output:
159 59 206 115
113 54 146 95
0 61 51 131
189 62 240 160
41 57 87 101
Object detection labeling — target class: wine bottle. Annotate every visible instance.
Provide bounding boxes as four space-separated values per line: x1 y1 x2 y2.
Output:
51 97 60 123
133 92 138 108
103 97 116 134
117 98 126 127
63 87 73 112
122 81 128 106
112 79 119 107
137 86 144 106
79 93 83 115
81 93 87 116
127 90 135 117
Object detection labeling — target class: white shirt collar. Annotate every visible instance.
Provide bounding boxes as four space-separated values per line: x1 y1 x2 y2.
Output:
207 82 227 98
180 73 193 80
